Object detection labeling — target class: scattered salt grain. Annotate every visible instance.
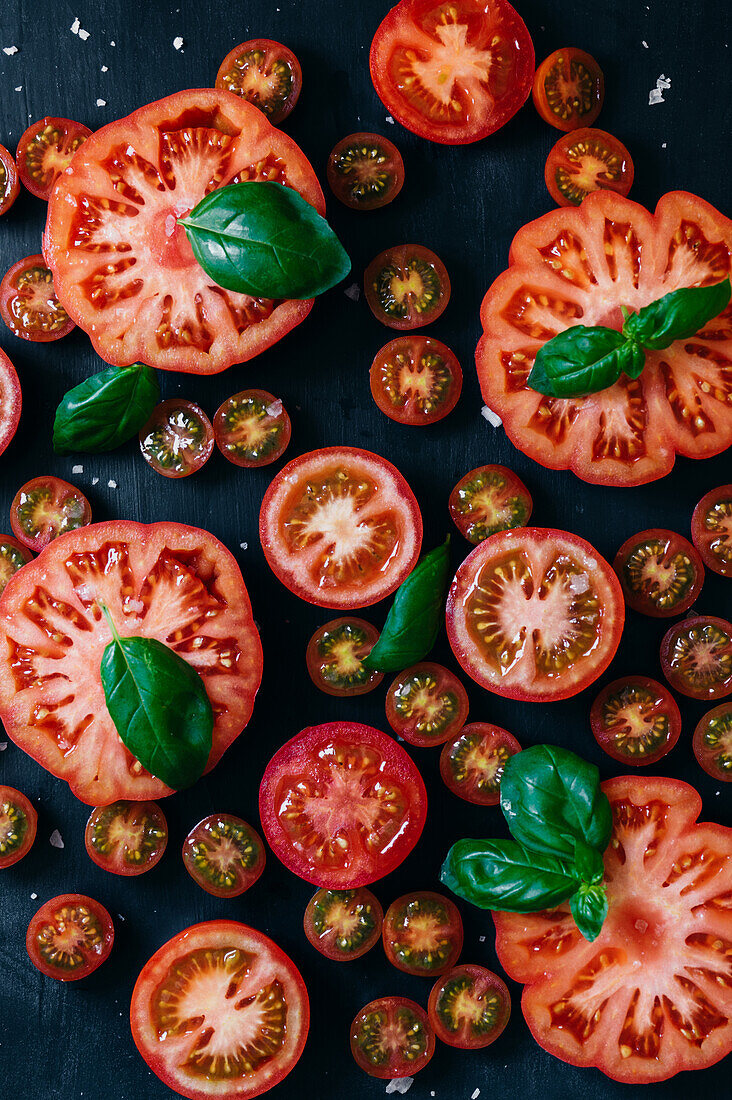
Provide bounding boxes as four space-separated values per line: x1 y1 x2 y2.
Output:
108 479 117 488
481 405 503 428
96 99 107 107
479 935 486 942
385 1080 413 1096
240 542 248 550
173 36 184 51
266 400 283 418
49 830 64 849
568 572 590 594
78 28 90 41
649 74 671 105
92 477 99 485
0 742 7 751
72 464 83 474
101 65 108 72
385 115 395 124
661 142 667 148
118 913 125 921
70 18 80 34
110 40 116 46
472 1091 481 1100
124 598 144 614
2 46 18 56
14 86 22 92
31 892 38 899
344 283 360 302
641 40 648 48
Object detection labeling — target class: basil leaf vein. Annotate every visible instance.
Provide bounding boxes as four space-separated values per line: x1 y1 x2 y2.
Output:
569 883 608 942
527 327 644 398
623 277 731 349
53 363 160 454
441 838 579 913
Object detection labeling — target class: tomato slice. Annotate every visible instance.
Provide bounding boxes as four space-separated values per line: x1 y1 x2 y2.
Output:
182 814 266 898
350 996 435 1079
303 887 383 961
364 244 450 330
10 475 91 552
305 617 383 697
0 254 75 342
382 891 463 976
215 39 302 124
692 485 732 577
447 528 624 701
16 117 91 200
130 920 309 1100
26 894 114 980
213 389 291 468
0 784 37 868
693 703 732 781
449 464 532 544
545 127 634 207
369 335 462 425
0 143 20 216
259 446 422 609
439 722 521 806
139 399 214 479
532 48 604 132
0 520 262 804
85 800 168 876
385 662 469 747
590 676 682 765
428 964 511 1049
327 132 405 211
0 349 21 460
660 615 732 700
259 721 427 888
0 535 31 595
369 0 535 145
613 528 705 618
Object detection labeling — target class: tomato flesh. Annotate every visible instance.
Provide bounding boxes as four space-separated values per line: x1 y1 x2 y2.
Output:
16 117 91 200
613 529 704 618
0 784 37 868
0 254 75 342
0 534 32 595
215 39 302 124
304 887 383 961
449 464 532 544
139 399 214 479
590 676 681 765
26 894 114 980
439 722 521 806
0 144 19 216
660 615 732 700
383 891 463 976
10 476 91 552
365 244 450 330
693 704 732 781
385 662 469 747
305 617 383 697
327 133 404 211
85 800 168 876
0 349 21 459
545 127 634 207
370 335 462 425
533 48 604 132
692 485 732 577
350 996 435 1079
182 814 265 898
214 389 291 467
428 964 511 1049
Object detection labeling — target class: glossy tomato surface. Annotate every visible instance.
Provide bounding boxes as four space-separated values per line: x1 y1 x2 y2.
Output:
692 485 732 576
182 814 265 897
448 464 532 544
369 335 462 424
0 349 21 459
304 887 383 961
350 996 435 1079
327 132 404 211
0 784 37 868
439 722 521 805
26 894 114 980
213 389 291 467
660 615 732 699
613 528 705 617
0 144 19 215
385 662 469 747
305 617 383 697
85 801 168 876
428 964 511 1049
532 48 604 131
382 891 463 976
545 128 634 207
16 117 91 200
0 254 74 341
590 676 682 765
693 703 732 781
0 534 30 595
364 244 450 330
139 399 215 479
215 39 302 124
10 475 91 552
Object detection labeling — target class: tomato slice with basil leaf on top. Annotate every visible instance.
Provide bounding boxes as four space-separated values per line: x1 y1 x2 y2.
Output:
365 244 450 330
26 894 114 980
327 133 404 211
259 446 422 609
305 617 383 697
350 996 435 1079
383 891 463 976
139 399 214 479
0 784 37 868
85 800 168 876
385 662 468 747
428 964 511 1049
370 335 462 425
304 887 383 961
613 528 704 618
532 48 604 132
182 814 265 898
660 615 732 700
449 464 532 544
259 721 427 888
215 39 302 124
545 128 634 207
16 117 91 200
0 254 75 342
10 476 91 552
131 920 309 1100
692 484 732 577
693 703 732 781
370 0 534 145
590 675 681 765
440 722 521 806
214 389 291 467
0 144 19 216
0 349 21 460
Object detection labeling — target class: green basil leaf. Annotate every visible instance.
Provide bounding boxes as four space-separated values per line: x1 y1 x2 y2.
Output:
527 326 645 397
53 363 160 455
622 277 731 350
441 838 579 913
569 883 608 942
179 181 351 299
99 605 213 790
362 537 451 672
573 837 605 885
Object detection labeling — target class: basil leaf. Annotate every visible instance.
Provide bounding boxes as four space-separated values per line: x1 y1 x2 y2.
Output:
53 363 160 454
527 327 644 398
569 883 608 942
362 538 451 673
441 838 579 913
573 837 605 885
179 181 351 299
99 605 213 790
623 277 731 350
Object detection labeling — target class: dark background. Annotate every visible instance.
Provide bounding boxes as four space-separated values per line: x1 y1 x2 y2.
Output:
0 1 730 1098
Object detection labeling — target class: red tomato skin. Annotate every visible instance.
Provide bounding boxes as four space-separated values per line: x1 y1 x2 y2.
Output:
369 336 462 425
16 118 91 200
612 528 705 618
660 615 732 700
428 964 511 1048
0 254 75 342
590 675 682 766
692 704 732 781
26 894 114 981
215 39 303 124
691 485 732 577
545 128 634 207
532 48 604 132
10 475 92 552
0 784 38 868
0 349 22 458
0 144 20 215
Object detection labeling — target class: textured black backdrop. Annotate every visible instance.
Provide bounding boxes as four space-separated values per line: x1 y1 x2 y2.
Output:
0 2 730 1098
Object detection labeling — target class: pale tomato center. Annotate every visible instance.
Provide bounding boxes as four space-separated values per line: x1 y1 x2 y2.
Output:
149 205 196 270
407 21 491 107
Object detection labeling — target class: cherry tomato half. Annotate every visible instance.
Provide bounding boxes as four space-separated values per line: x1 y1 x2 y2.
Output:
0 254 75 342
660 616 732 700
0 144 20 216
692 485 732 578
533 48 604 132
215 39 302 124
304 887 383 961
383 891 463 976
0 785 37 869
213 389 291 468
428 964 511 1049
590 676 682 766
439 722 521 806
449 464 532 545
139 399 214 479
545 128 634 207
10 476 91 552
0 534 31 595
0 349 21 460
385 662 469 748
350 996 435 1079
182 813 266 898
84 801 168 877
26 894 114 980
16 117 91 200
306 617 383 697
370 336 462 426
613 529 704 618
364 245 450 330
327 132 405 211
693 704 732 782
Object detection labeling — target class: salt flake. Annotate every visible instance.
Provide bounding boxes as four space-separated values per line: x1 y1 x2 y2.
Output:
108 479 117 488
3 46 19 56
481 405 503 428
641 40 648 48
110 40 116 46
14 86 22 92
101 65 108 72
72 464 84 474
649 73 671 105
96 99 107 107
92 477 99 485
344 283 360 302
239 542 249 550
78 28 90 41
385 1080 413 1096
70 18 80 34
479 935 486 942
31 892 38 900
385 115 395 124
173 36 184 51
49 829 64 849
472 1091 481 1100
0 742 7 751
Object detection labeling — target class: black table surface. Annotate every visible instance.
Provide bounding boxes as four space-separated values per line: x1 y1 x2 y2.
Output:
0 1 730 1098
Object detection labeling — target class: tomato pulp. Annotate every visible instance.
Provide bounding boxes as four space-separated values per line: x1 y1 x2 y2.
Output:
590 676 682 765
182 814 265 898
26 894 114 981
0 254 75 342
85 801 168 875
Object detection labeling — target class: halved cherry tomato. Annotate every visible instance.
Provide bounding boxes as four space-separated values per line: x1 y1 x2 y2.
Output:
213 389 291 468
661 615 732 700
0 535 31 595
590 676 682 765
449 464 532 545
85 801 168 876
327 133 404 211
383 891 463 976
692 485 732 577
350 996 435 1079
545 128 634 207
439 722 521 806
305 617 383 697
428 964 511 1049
215 39 302 124
26 894 114 981
0 784 37 868
533 48 604 132
259 721 427 888
364 245 450 330
16 117 91 200
139 399 214 479
0 254 74 342
182 813 265 898
304 887 383 961
370 335 462 425
0 144 19 216
693 703 732 781
10 476 91 552
613 529 704 618
385 662 469 747
0 349 21 460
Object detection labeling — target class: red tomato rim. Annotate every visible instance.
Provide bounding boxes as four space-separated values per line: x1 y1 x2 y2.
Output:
385 662 469 747
439 722 522 806
0 254 75 342
545 127 634 208
369 335 462 425
26 893 114 981
181 813 266 898
16 117 92 200
215 39 303 124
660 615 732 700
382 890 464 976
364 244 451 331
10 475 92 552
0 144 20 215
692 703 732 782
613 528 705 618
0 784 38 868
590 675 682 766
84 800 168 877
691 484 732 578
0 349 22 458
532 47 604 132
427 963 511 1048
327 132 405 211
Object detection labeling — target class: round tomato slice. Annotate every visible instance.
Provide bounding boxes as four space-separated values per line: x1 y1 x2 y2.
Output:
0 254 75 342
85 800 167 876
131 921 309 1100
0 784 37 868
545 128 634 207
370 335 462 425
428 964 510 1049
305 617 383 697
370 0 535 145
0 535 31 594
26 894 114 981
350 996 435 1079
493 775 732 1083
383 891 463 976
213 390 291 468
449 464 532 545
613 529 705 618
43 90 324 374
139 399 214 479
16 117 91 200
259 721 427 889
693 704 732 781
215 39 302 124
385 662 469 747
447 528 624 702
590 676 681 765
304 887 383 961
0 143 19 216
327 132 404 211
692 485 732 577
259 446 422 609
439 722 521 806
364 244 450 330
475 190 732 487
660 615 732 700
0 520 262 804
532 48 604 132
182 814 265 898
10 476 91 552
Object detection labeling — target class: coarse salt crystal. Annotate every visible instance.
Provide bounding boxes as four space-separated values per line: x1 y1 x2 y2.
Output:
101 65 108 72
568 572 590 594
385 1080 413 1096
481 405 503 428
78 28 90 41
49 830 64 849
31 892 38 899
3 46 18 55
108 479 117 488
96 99 107 107
125 598 144 613
479 935 486 942
76 583 93 601
14 86 22 92
642 40 648 48
110 41 116 46
0 742 7 751
70 18 80 33
118 913 125 921
173 36 184 50
266 400 283 418
165 213 177 237
344 283 360 302
385 115 394 124
649 74 671 105
240 542 248 550
661 142 667 148
92 477 99 485
472 1090 481 1099
72 464 83 474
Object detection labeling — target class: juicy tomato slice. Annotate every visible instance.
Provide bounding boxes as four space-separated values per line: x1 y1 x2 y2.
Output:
305 617 383 697
439 722 521 806
327 132 405 211
385 662 469 747
215 39 302 124
10 475 91 552
139 399 214 479
0 784 37 868
85 800 168 876
613 528 705 618
590 676 682 766
370 335 462 425
428 964 511 1049
494 775 732 1083
0 143 20 216
0 520 263 804
131 920 309 1100
365 245 450 330
350 996 435 1079
692 485 732 577
369 0 535 145
213 389 291 468
259 721 427 889
26 894 114 980
447 527 624 701
304 887 383 961
532 47 604 132
693 703 732 782
660 615 732 700
0 349 21 460
0 254 75 342
383 891 463 976
16 117 91 200
545 127 634 207
182 814 266 898
0 534 31 595
449 464 532 545
259 446 422 610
